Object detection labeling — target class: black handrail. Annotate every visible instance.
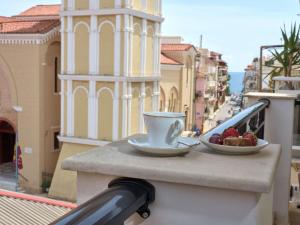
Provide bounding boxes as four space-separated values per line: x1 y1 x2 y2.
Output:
51 178 155 225
203 98 270 139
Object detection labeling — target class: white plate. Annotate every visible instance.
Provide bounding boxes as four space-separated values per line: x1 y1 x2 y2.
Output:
128 135 200 156
200 136 269 155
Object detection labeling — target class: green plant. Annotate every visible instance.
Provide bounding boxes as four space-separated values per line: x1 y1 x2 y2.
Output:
266 23 300 89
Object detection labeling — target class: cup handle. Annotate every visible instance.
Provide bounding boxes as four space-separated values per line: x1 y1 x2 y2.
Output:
170 120 185 139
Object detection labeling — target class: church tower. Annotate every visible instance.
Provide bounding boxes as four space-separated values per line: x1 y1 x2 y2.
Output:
49 0 163 201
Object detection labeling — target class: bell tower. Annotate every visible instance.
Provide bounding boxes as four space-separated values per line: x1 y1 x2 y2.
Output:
49 0 163 201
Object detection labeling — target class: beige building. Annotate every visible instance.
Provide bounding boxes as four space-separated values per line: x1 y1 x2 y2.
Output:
160 37 197 130
49 0 163 201
0 5 61 192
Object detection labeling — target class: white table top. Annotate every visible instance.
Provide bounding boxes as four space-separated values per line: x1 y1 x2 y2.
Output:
62 135 281 193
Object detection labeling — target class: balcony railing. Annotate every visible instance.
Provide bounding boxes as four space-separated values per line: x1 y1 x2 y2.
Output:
51 178 155 225
204 98 270 139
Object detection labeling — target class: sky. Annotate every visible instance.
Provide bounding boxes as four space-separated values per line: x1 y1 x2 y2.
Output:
163 0 299 72
1 0 300 72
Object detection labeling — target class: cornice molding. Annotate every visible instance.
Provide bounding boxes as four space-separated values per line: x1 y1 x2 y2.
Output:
61 8 164 23
59 74 161 82
0 26 60 45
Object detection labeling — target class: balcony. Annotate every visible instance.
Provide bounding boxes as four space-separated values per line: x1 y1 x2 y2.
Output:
208 80 216 87
218 75 227 82
52 92 297 225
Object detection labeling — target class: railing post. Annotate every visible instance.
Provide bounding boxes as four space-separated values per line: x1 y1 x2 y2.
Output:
245 92 298 225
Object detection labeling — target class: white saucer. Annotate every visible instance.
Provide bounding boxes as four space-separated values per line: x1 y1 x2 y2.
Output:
128 135 200 156
200 136 269 155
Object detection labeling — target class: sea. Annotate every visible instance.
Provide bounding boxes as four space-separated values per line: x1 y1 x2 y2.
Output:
229 72 244 94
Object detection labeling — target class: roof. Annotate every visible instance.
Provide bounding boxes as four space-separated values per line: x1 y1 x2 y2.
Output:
161 44 195 51
161 53 182 65
0 16 14 23
0 19 60 34
0 189 76 225
0 4 60 34
17 4 60 17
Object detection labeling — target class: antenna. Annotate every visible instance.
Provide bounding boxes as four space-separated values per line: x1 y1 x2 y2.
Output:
199 35 203 49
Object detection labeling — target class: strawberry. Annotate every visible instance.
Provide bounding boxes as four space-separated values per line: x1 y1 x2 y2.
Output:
209 133 223 145
242 132 257 146
222 127 240 139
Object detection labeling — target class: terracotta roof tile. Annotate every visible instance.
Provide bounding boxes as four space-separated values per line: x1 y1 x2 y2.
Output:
0 19 60 34
0 16 14 23
161 53 182 65
161 44 194 51
17 4 60 17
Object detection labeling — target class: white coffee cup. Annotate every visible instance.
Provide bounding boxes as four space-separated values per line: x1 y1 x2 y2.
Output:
144 112 186 148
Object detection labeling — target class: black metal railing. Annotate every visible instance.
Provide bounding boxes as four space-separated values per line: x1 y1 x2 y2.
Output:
51 178 155 225
203 98 270 139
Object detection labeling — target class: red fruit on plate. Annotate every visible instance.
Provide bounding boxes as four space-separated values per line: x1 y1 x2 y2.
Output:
209 133 223 145
222 127 240 139
242 132 257 146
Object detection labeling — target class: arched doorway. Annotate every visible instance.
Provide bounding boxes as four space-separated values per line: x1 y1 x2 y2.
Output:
0 120 15 164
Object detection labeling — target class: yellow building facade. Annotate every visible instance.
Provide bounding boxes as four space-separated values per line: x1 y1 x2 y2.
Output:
50 0 163 201
0 5 61 193
159 38 197 131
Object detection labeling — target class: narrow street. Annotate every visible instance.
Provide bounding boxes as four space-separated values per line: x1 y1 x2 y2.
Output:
203 97 236 132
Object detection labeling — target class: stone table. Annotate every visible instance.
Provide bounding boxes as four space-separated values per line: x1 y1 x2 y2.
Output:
62 135 281 225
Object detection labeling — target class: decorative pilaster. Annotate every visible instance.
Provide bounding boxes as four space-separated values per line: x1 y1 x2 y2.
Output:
127 82 132 135
89 0 99 9
153 81 160 111
122 82 128 138
142 0 147 11
61 17 65 74
129 16 134 76
67 0 75 10
115 0 122 8
125 0 131 8
154 22 161 76
141 19 147 76
88 81 97 139
139 82 146 132
67 16 75 74
159 0 162 16
67 80 74 136
124 15 130 77
60 80 65 135
89 15 98 75
113 82 120 141
114 16 121 76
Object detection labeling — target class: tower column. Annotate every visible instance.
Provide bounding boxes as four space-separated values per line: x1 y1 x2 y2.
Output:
153 81 160 111
141 19 147 76
139 82 146 132
122 82 128 138
113 15 121 141
67 80 74 136
129 16 134 76
67 16 74 74
61 16 65 74
154 22 161 76
89 0 99 9
67 0 74 10
127 82 132 135
89 15 98 75
115 0 121 8
88 81 97 139
124 15 130 77
60 80 65 136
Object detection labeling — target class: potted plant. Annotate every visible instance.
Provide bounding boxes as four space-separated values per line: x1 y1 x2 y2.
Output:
266 23 300 89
